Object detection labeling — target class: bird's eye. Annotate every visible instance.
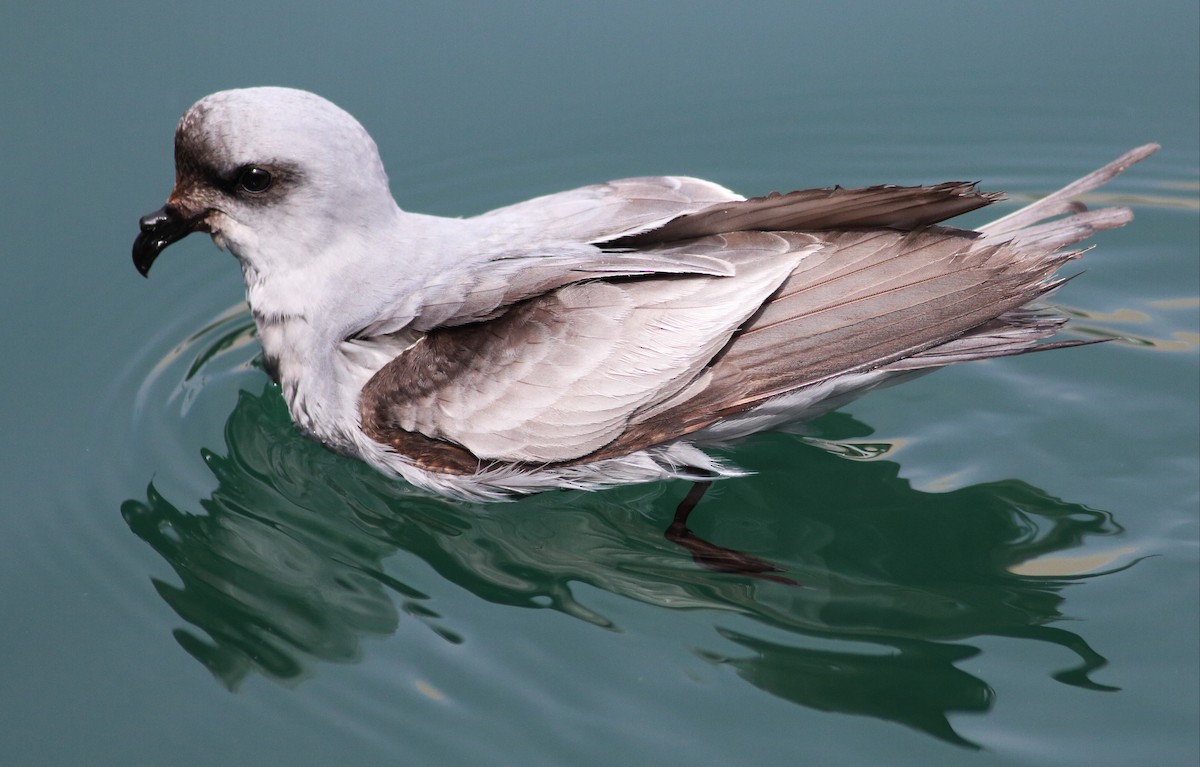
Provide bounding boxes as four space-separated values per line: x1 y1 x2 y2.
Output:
236 166 273 194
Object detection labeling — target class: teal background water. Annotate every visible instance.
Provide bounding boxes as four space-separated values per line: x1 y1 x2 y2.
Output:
2 2 1197 765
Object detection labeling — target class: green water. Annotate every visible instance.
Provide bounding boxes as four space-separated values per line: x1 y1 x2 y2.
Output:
2 2 1197 765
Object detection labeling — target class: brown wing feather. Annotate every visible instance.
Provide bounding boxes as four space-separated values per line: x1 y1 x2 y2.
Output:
604 183 1001 247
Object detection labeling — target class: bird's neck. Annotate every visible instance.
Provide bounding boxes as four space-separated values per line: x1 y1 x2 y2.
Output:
240 209 484 452
248 309 349 447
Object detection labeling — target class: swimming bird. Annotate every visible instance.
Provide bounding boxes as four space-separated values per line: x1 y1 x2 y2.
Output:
133 87 1154 573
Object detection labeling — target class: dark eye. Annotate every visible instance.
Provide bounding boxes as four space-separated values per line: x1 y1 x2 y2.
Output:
236 166 273 193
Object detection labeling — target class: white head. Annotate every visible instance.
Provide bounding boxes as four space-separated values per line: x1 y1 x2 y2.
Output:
133 87 400 282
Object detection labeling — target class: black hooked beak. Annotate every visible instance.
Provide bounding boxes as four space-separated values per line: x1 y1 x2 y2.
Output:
132 204 201 277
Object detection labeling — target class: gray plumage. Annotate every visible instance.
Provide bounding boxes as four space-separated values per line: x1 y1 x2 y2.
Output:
132 87 1157 501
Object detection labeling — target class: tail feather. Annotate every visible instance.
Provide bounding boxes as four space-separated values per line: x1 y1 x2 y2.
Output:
980 143 1159 237
879 308 1099 371
981 207 1134 252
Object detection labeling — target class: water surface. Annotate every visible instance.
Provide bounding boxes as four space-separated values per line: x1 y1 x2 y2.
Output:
1 2 1197 765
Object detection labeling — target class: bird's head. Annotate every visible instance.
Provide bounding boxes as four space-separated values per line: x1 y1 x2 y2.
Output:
133 87 397 279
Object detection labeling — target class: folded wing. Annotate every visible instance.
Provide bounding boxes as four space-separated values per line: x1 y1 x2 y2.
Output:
360 233 817 464
358 146 1156 470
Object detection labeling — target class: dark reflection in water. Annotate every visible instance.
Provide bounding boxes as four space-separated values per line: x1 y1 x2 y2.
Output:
122 384 1126 748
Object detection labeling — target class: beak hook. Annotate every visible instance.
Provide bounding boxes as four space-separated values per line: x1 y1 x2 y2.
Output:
132 203 198 277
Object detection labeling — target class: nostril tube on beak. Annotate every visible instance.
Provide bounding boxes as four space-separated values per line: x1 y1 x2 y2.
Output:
139 205 180 232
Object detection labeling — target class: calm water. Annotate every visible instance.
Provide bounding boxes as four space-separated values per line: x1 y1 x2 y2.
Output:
2 2 1197 765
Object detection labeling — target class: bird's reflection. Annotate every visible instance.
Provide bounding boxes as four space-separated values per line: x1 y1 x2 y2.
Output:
123 383 1127 748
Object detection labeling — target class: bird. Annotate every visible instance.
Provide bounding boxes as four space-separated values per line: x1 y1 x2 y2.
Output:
134 87 1154 577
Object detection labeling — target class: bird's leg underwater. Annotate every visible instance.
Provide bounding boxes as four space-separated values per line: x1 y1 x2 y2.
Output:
665 478 797 585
